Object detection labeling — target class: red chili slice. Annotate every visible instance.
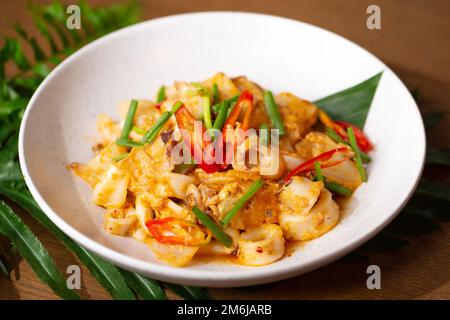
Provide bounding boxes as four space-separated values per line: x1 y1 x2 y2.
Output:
221 90 254 169
283 147 351 184
335 121 373 153
175 104 224 173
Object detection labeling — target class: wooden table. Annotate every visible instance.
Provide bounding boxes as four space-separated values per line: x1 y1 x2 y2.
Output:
1 0 449 300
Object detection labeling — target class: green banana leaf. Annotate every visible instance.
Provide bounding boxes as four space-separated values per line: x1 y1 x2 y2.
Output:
314 72 383 128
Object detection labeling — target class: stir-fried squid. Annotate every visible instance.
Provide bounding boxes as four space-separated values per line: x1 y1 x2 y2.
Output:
71 73 373 267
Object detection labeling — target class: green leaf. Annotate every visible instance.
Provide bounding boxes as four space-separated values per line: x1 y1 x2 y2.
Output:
29 6 59 55
385 211 440 236
426 147 450 166
0 122 15 146
13 23 46 62
0 256 7 275
422 112 446 129
0 132 18 164
0 98 28 118
360 231 409 253
79 0 140 36
314 72 383 128
32 63 51 78
0 38 31 72
41 3 70 49
0 183 136 300
118 268 167 300
10 76 42 93
164 283 211 300
0 160 23 182
404 194 450 221
0 200 81 299
342 251 370 262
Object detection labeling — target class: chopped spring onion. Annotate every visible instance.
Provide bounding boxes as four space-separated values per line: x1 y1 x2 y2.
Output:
325 127 345 144
263 91 286 136
324 180 353 196
314 161 323 182
314 161 353 196
116 138 142 148
192 206 232 247
203 95 213 130
212 83 219 103
221 179 264 227
156 86 165 103
212 94 238 114
191 82 209 96
132 126 146 135
213 100 229 131
347 127 367 182
141 101 183 144
228 95 239 103
120 100 138 139
113 153 129 162
326 127 371 163
259 124 270 147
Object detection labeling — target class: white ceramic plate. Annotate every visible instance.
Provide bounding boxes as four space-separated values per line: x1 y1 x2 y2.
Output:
19 12 425 287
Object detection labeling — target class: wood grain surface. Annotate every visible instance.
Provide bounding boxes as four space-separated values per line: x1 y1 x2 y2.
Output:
0 0 449 300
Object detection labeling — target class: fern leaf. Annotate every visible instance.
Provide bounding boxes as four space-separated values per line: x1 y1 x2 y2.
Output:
13 23 46 62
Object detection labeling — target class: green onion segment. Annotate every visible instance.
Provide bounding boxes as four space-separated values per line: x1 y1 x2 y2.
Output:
156 86 166 103
120 99 138 139
192 206 232 247
141 101 183 144
221 179 264 227
347 127 367 182
263 91 286 136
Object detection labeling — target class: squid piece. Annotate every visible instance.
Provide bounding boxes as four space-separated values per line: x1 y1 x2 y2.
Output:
146 239 199 267
135 192 155 233
186 184 202 208
232 76 264 102
96 114 121 146
69 162 100 187
117 99 162 136
88 143 128 176
197 227 240 256
275 92 318 145
155 172 195 199
150 197 195 222
237 224 285 266
279 176 323 216
202 72 240 100
104 206 137 236
163 82 206 120
295 132 362 190
322 161 362 190
279 189 340 241
258 145 286 179
93 165 129 208
281 151 306 171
